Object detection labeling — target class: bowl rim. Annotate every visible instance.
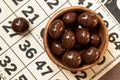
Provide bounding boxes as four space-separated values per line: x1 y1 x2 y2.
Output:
43 6 108 71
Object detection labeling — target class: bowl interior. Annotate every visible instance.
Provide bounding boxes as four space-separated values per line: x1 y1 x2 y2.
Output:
44 6 108 71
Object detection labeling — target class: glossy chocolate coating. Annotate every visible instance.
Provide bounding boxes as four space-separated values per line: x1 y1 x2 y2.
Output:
62 12 77 25
52 41 64 56
61 29 76 49
12 17 29 33
62 50 82 68
78 12 98 28
76 29 90 45
49 19 65 39
90 34 100 47
82 47 99 64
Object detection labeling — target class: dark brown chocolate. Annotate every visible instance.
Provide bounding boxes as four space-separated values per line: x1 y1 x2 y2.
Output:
78 12 98 29
61 29 76 49
75 29 90 45
49 19 65 39
90 34 101 47
82 47 99 64
62 12 77 25
12 17 29 33
62 50 82 68
52 41 64 56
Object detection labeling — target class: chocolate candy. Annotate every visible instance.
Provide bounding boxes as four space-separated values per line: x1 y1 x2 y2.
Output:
78 12 98 29
12 17 29 33
49 19 65 39
82 47 99 64
61 29 76 49
76 29 90 45
62 50 82 68
52 41 64 56
47 11 101 68
90 34 100 47
62 12 77 25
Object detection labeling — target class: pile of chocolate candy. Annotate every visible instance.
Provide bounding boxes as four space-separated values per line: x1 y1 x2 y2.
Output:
48 11 101 68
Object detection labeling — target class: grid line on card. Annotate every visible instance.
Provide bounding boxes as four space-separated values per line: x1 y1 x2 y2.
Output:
3 0 30 16
10 44 38 80
90 54 120 80
10 44 45 80
29 1 70 33
3 0 17 17
108 24 118 31
67 0 72 6
3 32 29 50
0 34 40 80
35 0 68 18
107 49 115 59
94 5 101 12
9 66 26 80
24 67 38 80
60 69 70 80
0 35 37 79
24 50 62 80
35 0 50 17
43 1 68 17
29 32 45 49
0 11 13 24
98 0 120 27
29 16 49 33
25 51 45 67
0 36 11 56
90 68 96 74
48 69 62 80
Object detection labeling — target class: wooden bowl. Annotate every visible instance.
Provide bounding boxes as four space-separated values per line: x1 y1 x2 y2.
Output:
43 6 108 71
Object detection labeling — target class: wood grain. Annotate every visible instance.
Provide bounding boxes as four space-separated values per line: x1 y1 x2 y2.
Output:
100 62 120 80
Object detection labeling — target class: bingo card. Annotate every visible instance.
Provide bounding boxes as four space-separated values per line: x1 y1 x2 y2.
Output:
0 0 120 80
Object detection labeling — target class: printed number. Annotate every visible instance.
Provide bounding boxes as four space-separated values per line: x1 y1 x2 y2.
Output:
71 71 87 80
78 0 93 8
0 56 17 75
78 0 85 5
97 56 106 65
12 0 23 6
36 61 53 76
4 63 17 75
99 0 108 4
75 71 87 80
19 40 31 51
0 56 11 67
86 2 93 8
98 13 109 27
109 32 120 50
117 0 120 10
19 40 37 59
22 6 39 24
26 48 37 58
40 28 45 38
44 0 59 9
17 74 28 80
0 8 1 13
2 21 18 37
0 47 2 51
109 33 118 42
